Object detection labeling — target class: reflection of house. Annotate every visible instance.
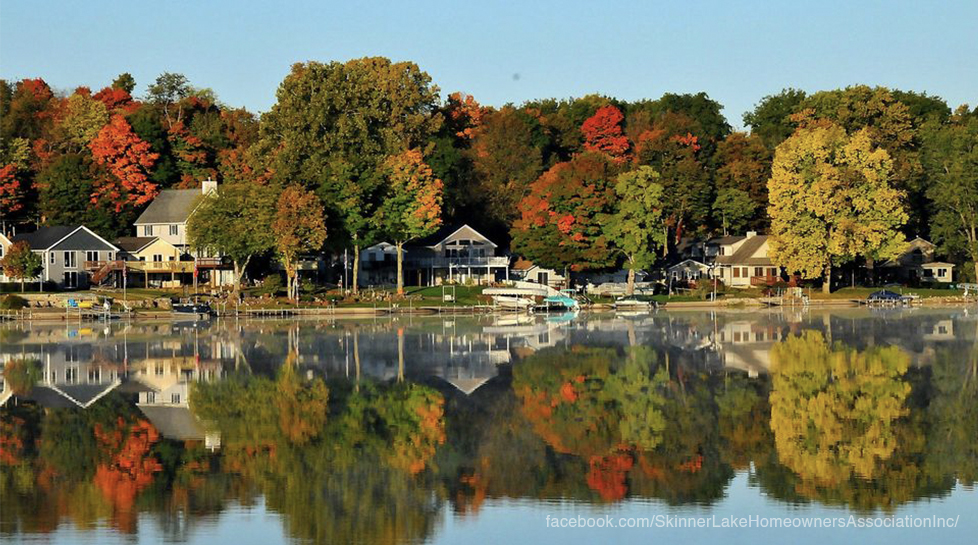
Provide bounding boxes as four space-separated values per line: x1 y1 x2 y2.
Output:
713 232 779 288
132 356 223 450
880 237 955 284
923 319 954 341
511 258 566 289
1 348 122 408
11 226 120 289
715 321 783 377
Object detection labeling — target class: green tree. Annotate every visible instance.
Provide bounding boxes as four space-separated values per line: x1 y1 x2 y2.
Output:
37 153 128 235
714 132 772 227
146 72 190 129
60 92 109 150
604 166 667 295
111 73 136 94
767 124 908 292
712 188 757 236
272 185 328 301
1 241 42 292
743 88 807 149
187 182 278 298
923 107 978 281
374 150 443 295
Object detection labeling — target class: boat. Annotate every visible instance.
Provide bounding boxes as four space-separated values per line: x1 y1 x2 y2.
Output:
866 290 912 306
492 295 535 312
613 296 655 311
172 300 215 320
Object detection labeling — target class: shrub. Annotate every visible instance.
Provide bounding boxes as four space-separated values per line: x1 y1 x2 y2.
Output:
0 295 28 310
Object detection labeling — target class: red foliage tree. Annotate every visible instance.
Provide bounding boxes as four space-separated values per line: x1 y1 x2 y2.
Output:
0 164 26 215
89 115 159 211
93 86 138 113
582 105 630 161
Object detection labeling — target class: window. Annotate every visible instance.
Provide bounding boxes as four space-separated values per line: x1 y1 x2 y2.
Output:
719 247 726 256
769 268 777 277
754 267 764 277
143 225 153 236
153 254 163 262
169 224 179 236
0 246 3 259
65 367 78 384
171 393 181 404
88 368 101 383
733 267 740 278
86 251 98 262
146 392 156 403
63 272 78 288
741 267 749 278
64 251 76 268
938 268 947 278
538 272 549 285
50 252 56 264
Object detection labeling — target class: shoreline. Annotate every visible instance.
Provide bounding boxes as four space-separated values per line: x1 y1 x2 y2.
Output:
2 296 975 323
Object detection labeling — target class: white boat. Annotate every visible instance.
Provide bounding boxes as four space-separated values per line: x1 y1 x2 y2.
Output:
493 295 535 311
613 297 654 311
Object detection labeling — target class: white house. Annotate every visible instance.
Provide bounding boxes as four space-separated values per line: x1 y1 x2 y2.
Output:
511 257 566 289
10 226 120 289
713 232 780 288
667 259 711 283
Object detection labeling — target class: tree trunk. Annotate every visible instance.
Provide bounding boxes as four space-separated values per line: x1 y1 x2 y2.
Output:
353 330 361 393
626 266 636 296
21 278 25 293
352 244 360 295
396 241 404 296
397 328 405 382
662 225 669 258
823 263 832 294
232 256 250 305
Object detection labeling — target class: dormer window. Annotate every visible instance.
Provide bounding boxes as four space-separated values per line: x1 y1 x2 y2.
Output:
143 225 152 236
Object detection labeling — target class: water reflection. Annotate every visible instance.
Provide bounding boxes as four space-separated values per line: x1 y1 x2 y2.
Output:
1 309 976 543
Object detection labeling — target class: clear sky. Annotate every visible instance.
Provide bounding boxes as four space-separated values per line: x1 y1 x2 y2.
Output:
1 0 975 128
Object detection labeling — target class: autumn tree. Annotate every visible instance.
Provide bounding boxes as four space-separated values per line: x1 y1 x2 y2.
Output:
272 185 328 301
0 137 31 218
714 132 771 228
582 105 630 161
512 151 618 272
712 188 757 236
60 92 109 150
260 58 441 289
89 115 159 212
923 107 978 281
1 241 42 292
767 124 908 292
374 150 443 295
604 166 667 295
187 182 278 299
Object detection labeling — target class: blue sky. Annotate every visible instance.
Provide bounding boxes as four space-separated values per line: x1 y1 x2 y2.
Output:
2 1 975 128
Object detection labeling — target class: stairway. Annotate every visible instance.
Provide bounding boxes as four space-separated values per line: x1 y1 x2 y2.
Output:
91 260 125 285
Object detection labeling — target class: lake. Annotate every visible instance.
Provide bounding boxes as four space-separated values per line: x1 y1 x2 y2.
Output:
1 308 976 544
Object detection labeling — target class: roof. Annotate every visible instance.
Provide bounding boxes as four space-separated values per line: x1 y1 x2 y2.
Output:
134 189 202 224
12 226 118 251
715 235 772 266
667 259 709 270
921 262 955 268
708 235 746 245
512 257 535 271
138 405 207 441
115 237 158 253
21 381 121 408
410 224 497 248
12 226 78 249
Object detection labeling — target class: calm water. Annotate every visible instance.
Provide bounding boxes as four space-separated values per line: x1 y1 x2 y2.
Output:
1 309 976 544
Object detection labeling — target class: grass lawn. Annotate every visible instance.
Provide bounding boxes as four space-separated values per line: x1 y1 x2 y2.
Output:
811 286 965 299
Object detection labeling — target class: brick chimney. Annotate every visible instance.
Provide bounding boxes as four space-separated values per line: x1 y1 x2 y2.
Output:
202 178 218 195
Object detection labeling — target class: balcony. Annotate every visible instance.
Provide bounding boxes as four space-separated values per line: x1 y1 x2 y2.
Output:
407 256 509 269
85 257 223 274
750 275 780 287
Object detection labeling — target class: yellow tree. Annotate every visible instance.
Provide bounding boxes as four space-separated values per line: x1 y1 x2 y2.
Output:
375 149 443 295
272 185 328 301
767 123 908 292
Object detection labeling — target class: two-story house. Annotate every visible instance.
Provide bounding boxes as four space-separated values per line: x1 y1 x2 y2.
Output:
10 225 120 289
133 179 216 251
712 231 780 288
879 237 955 284
404 225 509 286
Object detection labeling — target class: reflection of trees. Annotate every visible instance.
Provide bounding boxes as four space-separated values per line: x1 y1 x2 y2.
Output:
192 367 445 545
926 347 978 486
510 345 732 504
767 331 954 510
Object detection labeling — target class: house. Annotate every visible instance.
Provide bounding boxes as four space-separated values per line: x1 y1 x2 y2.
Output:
133 179 216 250
403 224 509 286
667 259 711 284
0 232 11 282
880 237 955 284
357 242 401 286
132 179 232 286
115 236 190 288
713 232 780 288
511 257 566 289
10 225 120 289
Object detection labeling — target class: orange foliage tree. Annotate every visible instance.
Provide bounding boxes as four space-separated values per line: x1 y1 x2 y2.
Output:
89 115 159 211
582 105 630 161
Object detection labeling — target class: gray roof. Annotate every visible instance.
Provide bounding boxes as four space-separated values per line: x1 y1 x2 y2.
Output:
715 235 772 266
135 189 202 224
708 235 747 245
12 226 117 251
115 236 157 253
138 405 206 441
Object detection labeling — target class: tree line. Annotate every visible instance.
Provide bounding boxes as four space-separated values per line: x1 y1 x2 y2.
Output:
2 58 976 293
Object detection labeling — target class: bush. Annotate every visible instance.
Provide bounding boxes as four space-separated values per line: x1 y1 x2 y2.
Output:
255 274 283 297
0 295 27 310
